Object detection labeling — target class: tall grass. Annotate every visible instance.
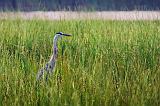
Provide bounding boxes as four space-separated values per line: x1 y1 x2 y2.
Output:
0 19 160 106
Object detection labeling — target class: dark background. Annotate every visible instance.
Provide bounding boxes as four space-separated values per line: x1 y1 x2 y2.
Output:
0 0 160 11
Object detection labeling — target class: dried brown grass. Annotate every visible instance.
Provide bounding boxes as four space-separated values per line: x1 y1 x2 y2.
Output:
0 11 160 20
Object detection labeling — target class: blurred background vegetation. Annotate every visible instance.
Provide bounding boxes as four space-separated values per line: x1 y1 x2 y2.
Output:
0 0 160 11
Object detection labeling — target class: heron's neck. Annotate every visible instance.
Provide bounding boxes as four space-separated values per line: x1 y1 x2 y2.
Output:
51 35 59 61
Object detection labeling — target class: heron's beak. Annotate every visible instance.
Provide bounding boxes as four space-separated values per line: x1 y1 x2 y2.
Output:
62 33 72 36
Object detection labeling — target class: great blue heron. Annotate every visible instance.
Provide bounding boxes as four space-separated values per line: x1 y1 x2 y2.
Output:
37 32 71 81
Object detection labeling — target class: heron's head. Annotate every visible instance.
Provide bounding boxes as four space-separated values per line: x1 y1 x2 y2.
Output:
56 32 71 37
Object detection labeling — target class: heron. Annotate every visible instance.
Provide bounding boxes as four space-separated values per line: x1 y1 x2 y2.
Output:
37 32 71 81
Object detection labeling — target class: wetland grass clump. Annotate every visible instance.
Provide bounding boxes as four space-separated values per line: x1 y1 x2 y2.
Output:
0 19 160 106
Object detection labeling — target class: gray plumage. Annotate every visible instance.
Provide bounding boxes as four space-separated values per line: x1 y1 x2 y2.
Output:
37 32 71 81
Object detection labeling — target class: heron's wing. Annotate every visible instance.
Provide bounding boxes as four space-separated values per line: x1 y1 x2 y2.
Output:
49 60 56 73
37 63 49 80
37 61 56 80
45 61 56 81
36 68 44 80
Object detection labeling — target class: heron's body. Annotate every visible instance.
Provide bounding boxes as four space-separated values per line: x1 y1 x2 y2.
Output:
37 32 71 80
